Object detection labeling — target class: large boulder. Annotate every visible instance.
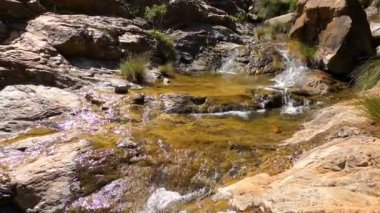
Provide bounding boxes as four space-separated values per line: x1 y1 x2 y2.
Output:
0 0 44 20
205 0 251 15
39 0 133 18
27 13 152 60
289 0 375 76
164 0 236 30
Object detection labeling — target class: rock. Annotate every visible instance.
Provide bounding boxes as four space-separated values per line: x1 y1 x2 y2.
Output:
370 22 380 46
0 13 156 90
0 21 8 42
171 25 242 68
114 85 129 94
290 70 348 96
67 167 152 212
0 133 88 212
215 136 380 212
0 85 81 134
290 0 375 76
205 0 250 15
28 13 152 60
117 138 138 149
0 168 15 204
0 0 43 20
160 94 207 114
264 13 294 26
250 87 283 109
39 0 133 18
164 0 236 30
239 43 285 75
249 0 296 21
213 101 379 212
283 103 369 145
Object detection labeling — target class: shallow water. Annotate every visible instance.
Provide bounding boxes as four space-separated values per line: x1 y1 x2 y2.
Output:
0 71 351 212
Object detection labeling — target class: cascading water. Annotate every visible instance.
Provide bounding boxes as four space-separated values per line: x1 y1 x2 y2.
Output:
217 49 240 74
272 51 310 115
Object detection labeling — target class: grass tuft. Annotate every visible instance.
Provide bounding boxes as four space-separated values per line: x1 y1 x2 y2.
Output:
120 55 148 84
159 62 176 77
358 96 380 123
149 30 175 61
353 58 380 90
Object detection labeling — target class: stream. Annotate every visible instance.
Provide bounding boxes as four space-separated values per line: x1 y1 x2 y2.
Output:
0 50 351 212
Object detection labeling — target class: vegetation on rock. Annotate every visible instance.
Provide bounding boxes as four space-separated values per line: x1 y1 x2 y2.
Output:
120 55 147 84
144 4 168 29
149 30 176 61
159 62 176 77
359 96 380 123
354 58 380 90
288 40 317 65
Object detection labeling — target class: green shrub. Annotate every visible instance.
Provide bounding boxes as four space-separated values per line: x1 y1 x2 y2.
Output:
119 55 147 84
144 4 167 29
354 58 380 90
358 96 380 123
149 30 176 61
230 12 247 23
159 63 176 77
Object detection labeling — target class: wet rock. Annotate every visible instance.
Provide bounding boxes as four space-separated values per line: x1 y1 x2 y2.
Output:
0 133 88 212
250 87 283 109
114 85 129 95
67 167 152 212
290 0 375 76
117 138 138 149
39 0 132 18
0 85 81 124
164 0 236 30
0 168 16 204
239 43 285 75
160 94 207 114
290 70 348 96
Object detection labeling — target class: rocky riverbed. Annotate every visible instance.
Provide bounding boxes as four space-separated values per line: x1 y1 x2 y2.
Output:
0 0 380 212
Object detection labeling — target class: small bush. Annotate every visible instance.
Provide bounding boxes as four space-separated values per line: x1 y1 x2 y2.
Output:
144 4 167 29
287 40 317 64
353 58 380 90
149 30 176 61
230 12 247 23
359 96 380 123
120 55 147 84
159 63 176 77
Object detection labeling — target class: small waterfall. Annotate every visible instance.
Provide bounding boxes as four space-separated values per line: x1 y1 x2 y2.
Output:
274 50 309 87
273 51 310 115
217 49 239 74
